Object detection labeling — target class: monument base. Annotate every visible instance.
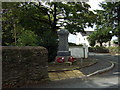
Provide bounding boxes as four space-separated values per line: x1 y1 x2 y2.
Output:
55 56 75 65
57 51 71 56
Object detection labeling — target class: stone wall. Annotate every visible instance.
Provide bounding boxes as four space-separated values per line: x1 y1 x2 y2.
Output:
2 46 48 88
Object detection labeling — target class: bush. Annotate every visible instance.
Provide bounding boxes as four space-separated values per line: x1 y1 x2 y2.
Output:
107 47 120 54
89 46 109 53
96 46 109 53
88 47 96 52
17 30 39 46
16 29 58 62
39 31 58 62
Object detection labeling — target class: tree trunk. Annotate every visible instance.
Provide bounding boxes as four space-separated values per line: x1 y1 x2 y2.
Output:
13 23 16 46
100 42 102 47
117 4 120 47
109 41 111 47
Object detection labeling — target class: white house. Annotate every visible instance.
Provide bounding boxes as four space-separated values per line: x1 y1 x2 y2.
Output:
68 30 118 47
68 30 93 47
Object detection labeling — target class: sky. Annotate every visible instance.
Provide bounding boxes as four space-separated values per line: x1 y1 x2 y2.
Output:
87 0 104 11
85 0 104 31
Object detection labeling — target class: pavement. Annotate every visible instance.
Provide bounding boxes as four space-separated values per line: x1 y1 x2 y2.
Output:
48 53 115 81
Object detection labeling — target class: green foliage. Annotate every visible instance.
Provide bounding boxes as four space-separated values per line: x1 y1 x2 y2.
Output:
89 46 109 53
38 30 58 62
107 47 120 54
95 46 109 53
55 2 97 34
95 1 120 46
2 2 96 62
88 26 113 47
2 2 24 46
95 2 118 31
16 30 39 46
89 46 120 54
87 31 96 46
88 1 120 47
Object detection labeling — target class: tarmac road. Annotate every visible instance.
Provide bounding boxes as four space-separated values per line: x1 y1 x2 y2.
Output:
25 52 119 89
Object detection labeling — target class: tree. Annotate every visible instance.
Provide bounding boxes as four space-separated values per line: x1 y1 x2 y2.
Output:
16 30 39 46
2 2 23 46
2 2 97 42
96 1 120 46
88 1 120 47
87 31 96 47
88 28 112 47
2 2 96 61
17 2 96 33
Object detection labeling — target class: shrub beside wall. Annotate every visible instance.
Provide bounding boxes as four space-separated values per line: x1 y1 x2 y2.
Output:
88 47 109 53
2 46 48 88
107 47 120 54
89 46 120 54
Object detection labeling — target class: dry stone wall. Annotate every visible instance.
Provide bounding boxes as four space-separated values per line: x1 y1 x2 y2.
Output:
2 46 48 88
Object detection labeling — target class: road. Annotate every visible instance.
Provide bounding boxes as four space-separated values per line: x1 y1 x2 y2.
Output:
26 53 119 89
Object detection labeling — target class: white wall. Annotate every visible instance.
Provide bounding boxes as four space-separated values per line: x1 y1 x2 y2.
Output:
76 33 84 45
69 46 88 58
68 34 77 43
68 33 90 47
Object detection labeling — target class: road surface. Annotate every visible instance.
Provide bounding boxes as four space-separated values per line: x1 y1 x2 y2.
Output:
25 53 119 88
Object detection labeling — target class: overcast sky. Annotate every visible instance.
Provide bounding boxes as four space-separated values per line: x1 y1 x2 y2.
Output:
87 0 104 11
85 0 104 31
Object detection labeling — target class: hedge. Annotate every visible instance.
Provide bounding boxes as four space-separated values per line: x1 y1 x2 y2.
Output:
88 47 109 53
107 47 120 54
89 46 120 54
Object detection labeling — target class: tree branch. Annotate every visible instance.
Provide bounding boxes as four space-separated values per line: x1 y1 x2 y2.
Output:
31 16 51 26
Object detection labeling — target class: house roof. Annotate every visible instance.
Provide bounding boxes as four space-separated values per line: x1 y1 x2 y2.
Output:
81 31 93 36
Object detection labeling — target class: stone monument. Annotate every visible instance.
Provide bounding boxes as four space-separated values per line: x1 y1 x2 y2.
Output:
57 29 71 56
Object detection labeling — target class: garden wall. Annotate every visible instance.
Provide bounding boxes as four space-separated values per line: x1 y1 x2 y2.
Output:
2 46 48 88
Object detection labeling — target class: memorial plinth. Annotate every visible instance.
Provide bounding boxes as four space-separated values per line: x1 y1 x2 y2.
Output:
57 29 71 56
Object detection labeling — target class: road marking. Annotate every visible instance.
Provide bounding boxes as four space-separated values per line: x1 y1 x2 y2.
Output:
113 72 120 75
